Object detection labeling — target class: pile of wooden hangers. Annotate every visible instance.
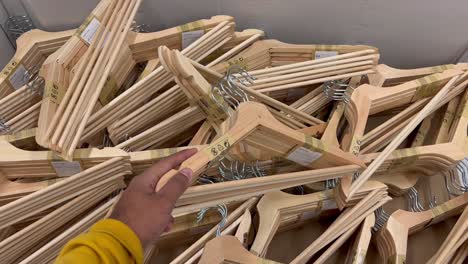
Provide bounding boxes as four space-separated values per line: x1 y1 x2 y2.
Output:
0 0 466 263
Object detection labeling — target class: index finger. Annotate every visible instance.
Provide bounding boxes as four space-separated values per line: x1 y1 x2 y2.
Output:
140 149 197 188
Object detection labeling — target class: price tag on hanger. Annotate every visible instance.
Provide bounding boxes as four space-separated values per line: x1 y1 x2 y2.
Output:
286 146 322 167
315 51 338 60
1 57 28 90
321 199 337 210
182 30 204 49
80 17 101 45
8 64 27 90
51 161 82 177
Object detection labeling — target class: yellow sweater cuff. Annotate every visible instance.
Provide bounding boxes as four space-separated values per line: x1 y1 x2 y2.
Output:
90 219 144 264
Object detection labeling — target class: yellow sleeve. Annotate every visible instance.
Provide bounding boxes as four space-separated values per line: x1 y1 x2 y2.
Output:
55 219 143 264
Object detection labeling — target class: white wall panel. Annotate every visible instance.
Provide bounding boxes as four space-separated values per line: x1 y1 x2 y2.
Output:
0 2 16 67
21 0 98 31
16 0 468 68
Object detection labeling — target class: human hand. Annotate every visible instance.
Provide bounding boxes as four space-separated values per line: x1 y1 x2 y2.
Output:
110 149 197 248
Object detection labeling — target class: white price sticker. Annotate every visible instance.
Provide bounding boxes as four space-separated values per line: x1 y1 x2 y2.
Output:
315 51 338 60
51 161 82 177
182 30 204 49
9 64 27 90
81 18 101 45
322 200 337 211
286 147 322 167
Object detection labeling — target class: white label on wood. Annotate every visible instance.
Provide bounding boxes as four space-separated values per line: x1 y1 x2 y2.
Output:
182 30 204 49
315 51 338 60
81 18 101 45
322 200 337 210
286 147 322 167
51 161 82 177
9 64 27 90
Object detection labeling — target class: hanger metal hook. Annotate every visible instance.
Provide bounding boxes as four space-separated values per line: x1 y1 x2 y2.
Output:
22 65 45 97
372 207 390 232
323 79 354 104
211 86 232 116
196 204 228 237
443 158 468 195
407 187 425 212
0 119 11 134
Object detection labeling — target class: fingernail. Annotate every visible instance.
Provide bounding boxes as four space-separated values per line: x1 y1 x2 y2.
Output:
180 168 193 181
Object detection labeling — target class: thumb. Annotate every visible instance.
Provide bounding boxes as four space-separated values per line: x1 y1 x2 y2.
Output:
155 168 193 207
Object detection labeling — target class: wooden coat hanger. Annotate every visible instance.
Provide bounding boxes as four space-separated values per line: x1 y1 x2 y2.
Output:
344 214 375 264
291 188 391 264
427 204 467 264
340 74 468 202
0 85 41 125
268 42 378 67
0 127 37 150
0 101 41 135
170 197 258 264
153 101 365 192
127 15 236 62
175 164 359 212
359 98 428 153
361 92 464 196
199 235 281 264
161 201 243 244
375 193 468 264
244 50 378 93
450 241 468 264
37 0 142 160
183 207 254 264
207 40 377 110
342 69 462 153
18 195 119 264
158 46 322 132
337 72 465 205
0 172 52 205
0 140 128 179
0 51 54 136
368 63 468 87
235 208 253 248
210 39 378 75
350 69 468 153
92 39 377 148
354 74 467 184
0 29 74 99
35 0 119 148
80 18 236 144
321 76 363 148
106 29 264 143
250 190 335 257
0 157 130 229
0 180 123 263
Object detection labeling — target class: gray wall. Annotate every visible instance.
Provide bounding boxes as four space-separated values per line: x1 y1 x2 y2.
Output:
5 0 468 68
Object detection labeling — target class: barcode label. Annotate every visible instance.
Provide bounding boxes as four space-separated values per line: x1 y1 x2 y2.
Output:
81 18 101 45
315 51 338 60
8 64 27 89
51 161 82 177
182 30 204 49
286 147 322 167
